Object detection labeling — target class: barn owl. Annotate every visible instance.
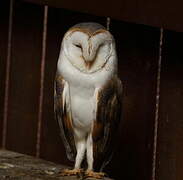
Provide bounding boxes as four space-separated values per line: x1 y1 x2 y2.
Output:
54 22 122 179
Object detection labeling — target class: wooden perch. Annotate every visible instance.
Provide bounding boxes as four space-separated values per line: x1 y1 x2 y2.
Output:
0 150 113 180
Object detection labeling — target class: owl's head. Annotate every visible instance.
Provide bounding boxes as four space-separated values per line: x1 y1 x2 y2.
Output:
61 22 116 74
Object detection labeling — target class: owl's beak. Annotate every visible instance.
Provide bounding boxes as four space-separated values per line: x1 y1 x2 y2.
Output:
84 60 94 70
83 44 95 69
83 54 95 70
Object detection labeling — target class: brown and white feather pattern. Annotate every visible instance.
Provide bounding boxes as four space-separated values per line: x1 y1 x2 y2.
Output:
92 76 122 170
54 74 76 161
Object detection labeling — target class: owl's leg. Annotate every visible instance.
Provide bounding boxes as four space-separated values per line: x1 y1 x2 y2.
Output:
74 136 86 169
85 133 106 179
86 133 93 171
60 129 86 176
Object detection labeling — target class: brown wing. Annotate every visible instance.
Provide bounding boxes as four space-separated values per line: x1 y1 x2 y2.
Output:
92 75 123 171
54 74 76 161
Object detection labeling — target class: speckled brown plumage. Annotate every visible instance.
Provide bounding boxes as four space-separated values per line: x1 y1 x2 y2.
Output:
92 76 122 171
54 74 76 162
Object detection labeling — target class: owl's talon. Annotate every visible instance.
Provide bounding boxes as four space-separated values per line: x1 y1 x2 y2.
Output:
85 170 106 179
59 168 83 176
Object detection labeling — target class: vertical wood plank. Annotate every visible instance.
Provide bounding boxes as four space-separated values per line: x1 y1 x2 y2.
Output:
0 0 10 147
2 0 14 149
36 5 48 158
156 31 183 180
106 22 160 180
152 28 164 180
6 2 44 155
40 8 106 165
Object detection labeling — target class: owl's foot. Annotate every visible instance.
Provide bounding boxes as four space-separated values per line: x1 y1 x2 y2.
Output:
60 168 83 176
85 170 106 179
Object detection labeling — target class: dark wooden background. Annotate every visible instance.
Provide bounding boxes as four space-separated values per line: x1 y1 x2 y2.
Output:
0 0 183 180
24 0 183 32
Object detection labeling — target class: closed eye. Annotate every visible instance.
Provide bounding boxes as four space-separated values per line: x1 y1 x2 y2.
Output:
74 44 82 49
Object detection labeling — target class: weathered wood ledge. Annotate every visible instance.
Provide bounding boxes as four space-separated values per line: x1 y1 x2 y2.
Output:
0 150 113 180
